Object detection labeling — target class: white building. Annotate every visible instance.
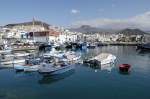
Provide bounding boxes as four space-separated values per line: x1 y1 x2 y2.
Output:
33 29 79 43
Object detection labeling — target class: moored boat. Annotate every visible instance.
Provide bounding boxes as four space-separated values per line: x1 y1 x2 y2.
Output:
14 65 39 72
38 57 75 75
5 52 30 57
14 58 41 72
1 59 25 65
119 64 131 72
39 63 74 75
0 44 12 54
65 51 81 63
87 43 96 49
0 49 12 54
137 43 150 50
83 53 116 66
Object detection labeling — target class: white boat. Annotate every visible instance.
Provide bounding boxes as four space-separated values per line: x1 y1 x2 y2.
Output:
0 49 12 54
65 51 81 63
87 43 97 48
38 56 75 75
91 53 116 65
0 53 31 65
5 53 30 57
84 53 116 66
43 51 65 58
42 51 81 64
0 44 12 54
14 53 30 57
1 59 25 65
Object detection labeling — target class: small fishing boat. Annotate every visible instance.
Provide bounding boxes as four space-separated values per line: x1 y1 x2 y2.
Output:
43 51 81 64
38 57 75 75
39 63 74 75
14 58 40 72
83 53 116 66
119 64 131 72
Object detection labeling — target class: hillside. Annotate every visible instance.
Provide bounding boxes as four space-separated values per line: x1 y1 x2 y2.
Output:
117 28 149 35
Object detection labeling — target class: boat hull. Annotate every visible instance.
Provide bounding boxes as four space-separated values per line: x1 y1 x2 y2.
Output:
39 65 75 75
83 54 116 66
1 59 25 65
14 65 39 72
119 64 131 72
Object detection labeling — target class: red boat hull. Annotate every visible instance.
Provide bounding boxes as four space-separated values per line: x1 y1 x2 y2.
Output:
119 64 131 72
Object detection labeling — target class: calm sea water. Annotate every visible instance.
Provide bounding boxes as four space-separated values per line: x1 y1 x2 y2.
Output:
0 46 150 99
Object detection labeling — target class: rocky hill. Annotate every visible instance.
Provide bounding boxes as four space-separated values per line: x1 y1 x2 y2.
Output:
69 25 149 35
117 28 149 35
69 25 119 34
4 20 50 29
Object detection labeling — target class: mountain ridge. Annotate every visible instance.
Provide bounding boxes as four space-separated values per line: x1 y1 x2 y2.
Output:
69 25 149 35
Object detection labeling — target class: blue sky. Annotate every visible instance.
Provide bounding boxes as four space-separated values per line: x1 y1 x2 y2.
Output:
0 0 150 29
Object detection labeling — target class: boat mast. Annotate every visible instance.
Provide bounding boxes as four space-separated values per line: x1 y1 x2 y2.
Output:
32 17 35 41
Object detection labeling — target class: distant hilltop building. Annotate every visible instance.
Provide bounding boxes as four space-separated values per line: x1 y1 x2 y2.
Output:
2 19 50 39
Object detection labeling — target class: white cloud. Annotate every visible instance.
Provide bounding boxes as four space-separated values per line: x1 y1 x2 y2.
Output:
72 11 150 30
71 9 80 14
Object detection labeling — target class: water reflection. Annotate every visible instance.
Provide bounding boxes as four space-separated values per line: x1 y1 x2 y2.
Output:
38 69 75 85
137 49 150 55
101 63 115 72
119 71 131 75
15 71 38 78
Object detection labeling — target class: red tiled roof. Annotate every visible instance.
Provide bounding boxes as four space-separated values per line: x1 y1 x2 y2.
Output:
34 31 49 36
33 30 61 37
49 31 60 37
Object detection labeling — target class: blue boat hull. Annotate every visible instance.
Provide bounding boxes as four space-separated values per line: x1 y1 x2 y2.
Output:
14 65 39 72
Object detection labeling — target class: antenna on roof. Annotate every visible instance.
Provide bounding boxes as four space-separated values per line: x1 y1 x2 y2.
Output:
32 17 35 27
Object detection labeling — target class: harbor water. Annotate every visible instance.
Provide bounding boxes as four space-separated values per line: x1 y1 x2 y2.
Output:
0 46 150 99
